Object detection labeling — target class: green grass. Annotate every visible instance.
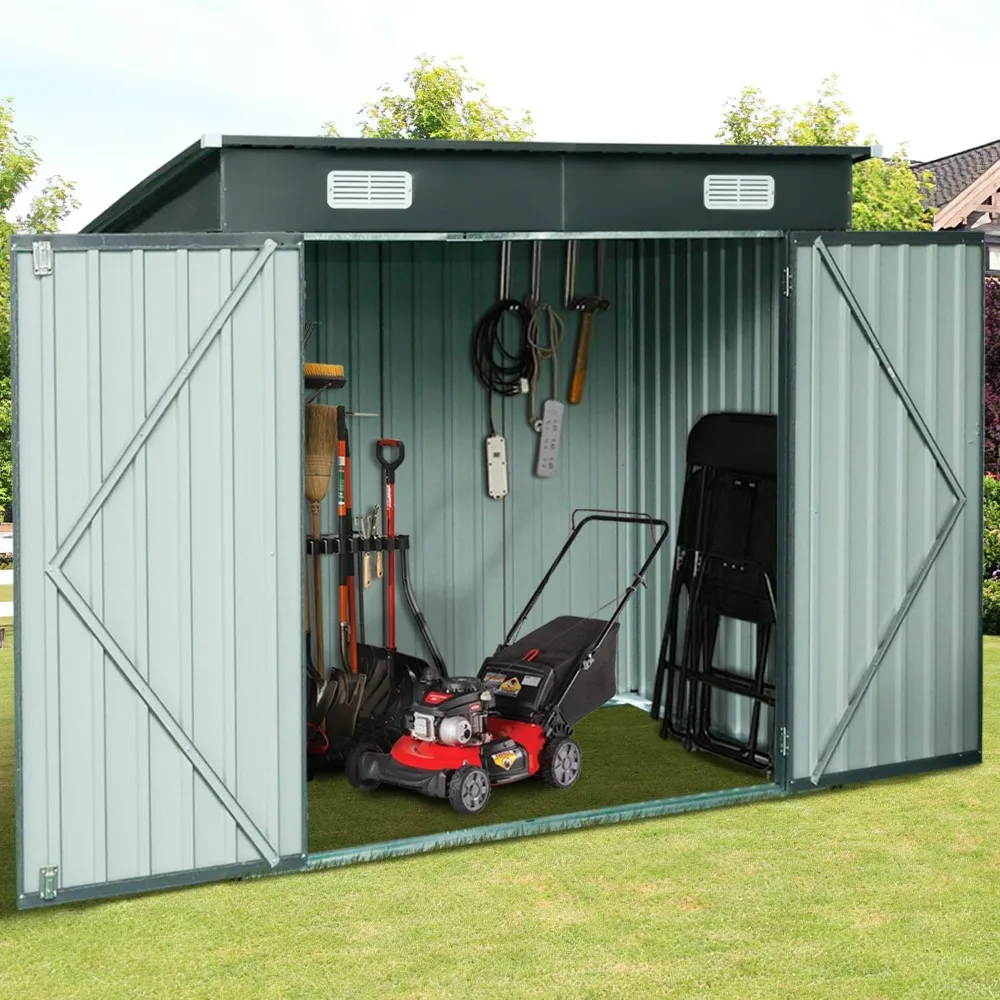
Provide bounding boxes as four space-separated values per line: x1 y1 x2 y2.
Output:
309 704 763 853
0 629 997 999
0 585 12 603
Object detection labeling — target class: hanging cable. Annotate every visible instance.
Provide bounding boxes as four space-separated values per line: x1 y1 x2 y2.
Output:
471 241 534 436
522 239 564 431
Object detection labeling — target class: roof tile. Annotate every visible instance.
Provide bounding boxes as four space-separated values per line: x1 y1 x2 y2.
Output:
913 140 1000 207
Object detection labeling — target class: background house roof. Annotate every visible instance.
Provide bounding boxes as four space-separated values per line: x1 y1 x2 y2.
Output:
913 140 1000 208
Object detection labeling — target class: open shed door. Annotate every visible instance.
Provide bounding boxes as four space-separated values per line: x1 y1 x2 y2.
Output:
12 235 306 907
786 232 984 789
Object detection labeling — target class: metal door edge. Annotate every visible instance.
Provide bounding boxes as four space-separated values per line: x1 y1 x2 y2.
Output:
786 749 981 793
302 782 785 874
775 234 798 791
9 232 306 252
16 855 308 911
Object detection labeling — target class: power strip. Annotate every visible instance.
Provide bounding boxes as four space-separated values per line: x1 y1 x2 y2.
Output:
486 434 509 499
535 399 564 478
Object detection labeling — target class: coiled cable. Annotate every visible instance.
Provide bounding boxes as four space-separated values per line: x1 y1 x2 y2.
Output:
471 297 535 437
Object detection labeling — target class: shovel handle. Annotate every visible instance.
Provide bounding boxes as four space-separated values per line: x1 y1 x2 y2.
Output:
376 439 405 480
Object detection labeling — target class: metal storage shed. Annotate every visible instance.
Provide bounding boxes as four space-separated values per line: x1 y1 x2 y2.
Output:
9 134 985 910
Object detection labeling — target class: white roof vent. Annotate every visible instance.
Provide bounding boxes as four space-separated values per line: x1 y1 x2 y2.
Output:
327 170 413 210
703 174 775 211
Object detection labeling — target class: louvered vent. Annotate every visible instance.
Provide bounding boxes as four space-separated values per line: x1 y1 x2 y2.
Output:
326 170 413 210
703 174 775 211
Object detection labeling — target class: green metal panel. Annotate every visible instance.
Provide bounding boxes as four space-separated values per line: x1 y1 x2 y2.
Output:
13 234 307 909
305 237 781 719
787 233 984 787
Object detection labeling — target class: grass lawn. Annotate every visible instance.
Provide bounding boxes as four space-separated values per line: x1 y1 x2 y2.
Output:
0 629 997 998
0 585 12 603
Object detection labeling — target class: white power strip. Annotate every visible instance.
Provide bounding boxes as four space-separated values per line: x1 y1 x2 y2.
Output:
486 434 509 499
535 399 564 478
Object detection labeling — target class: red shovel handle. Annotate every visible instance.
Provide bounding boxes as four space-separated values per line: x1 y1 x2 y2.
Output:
376 439 405 480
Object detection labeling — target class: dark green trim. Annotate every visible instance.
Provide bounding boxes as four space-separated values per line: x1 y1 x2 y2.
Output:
302 783 784 873
81 140 216 233
11 227 24 906
214 134 875 160
790 230 986 247
775 237 796 791
787 750 982 792
296 240 310 860
10 232 305 251
16 856 307 911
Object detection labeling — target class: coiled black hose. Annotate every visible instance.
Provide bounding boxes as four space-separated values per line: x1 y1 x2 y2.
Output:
471 297 535 436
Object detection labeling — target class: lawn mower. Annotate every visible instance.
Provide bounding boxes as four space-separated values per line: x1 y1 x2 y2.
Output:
345 510 670 814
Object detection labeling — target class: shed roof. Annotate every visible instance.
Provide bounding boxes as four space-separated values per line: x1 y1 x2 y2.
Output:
81 133 876 235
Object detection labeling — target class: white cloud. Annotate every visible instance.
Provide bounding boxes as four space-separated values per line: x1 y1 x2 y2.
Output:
6 0 995 229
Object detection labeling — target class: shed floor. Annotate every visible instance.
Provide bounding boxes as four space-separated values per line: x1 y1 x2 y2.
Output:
307 704 768 853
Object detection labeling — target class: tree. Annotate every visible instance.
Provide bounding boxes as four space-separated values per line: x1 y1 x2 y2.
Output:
715 74 935 231
321 55 534 141
1 96 79 513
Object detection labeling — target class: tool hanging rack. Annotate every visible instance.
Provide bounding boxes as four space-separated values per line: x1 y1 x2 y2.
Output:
305 531 412 557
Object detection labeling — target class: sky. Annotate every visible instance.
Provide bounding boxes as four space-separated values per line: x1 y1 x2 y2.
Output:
4 0 994 232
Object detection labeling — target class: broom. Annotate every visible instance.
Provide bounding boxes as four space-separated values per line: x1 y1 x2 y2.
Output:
304 402 339 677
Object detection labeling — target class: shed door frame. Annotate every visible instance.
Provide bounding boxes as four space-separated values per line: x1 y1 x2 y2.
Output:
781 229 984 791
13 232 308 909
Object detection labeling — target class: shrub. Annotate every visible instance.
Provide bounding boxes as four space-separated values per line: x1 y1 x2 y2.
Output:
984 473 1000 579
984 579 1000 635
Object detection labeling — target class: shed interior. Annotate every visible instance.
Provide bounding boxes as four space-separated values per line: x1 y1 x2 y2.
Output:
299 233 783 854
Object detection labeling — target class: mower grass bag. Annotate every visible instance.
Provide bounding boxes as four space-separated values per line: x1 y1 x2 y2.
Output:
346 510 669 815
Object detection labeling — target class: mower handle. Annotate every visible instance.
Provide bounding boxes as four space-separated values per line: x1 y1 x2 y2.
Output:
502 508 670 652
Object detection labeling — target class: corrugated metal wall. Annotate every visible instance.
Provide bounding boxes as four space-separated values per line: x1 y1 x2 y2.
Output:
15 241 304 901
789 237 983 784
304 237 780 722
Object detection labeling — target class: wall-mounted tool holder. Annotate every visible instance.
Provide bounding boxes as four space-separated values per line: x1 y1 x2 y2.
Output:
305 533 412 556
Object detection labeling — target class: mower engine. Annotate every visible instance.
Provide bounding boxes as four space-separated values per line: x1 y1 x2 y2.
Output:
406 677 496 746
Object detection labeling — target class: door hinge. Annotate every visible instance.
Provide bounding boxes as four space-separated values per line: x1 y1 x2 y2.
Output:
782 267 792 297
39 865 59 900
32 241 53 276
779 726 790 756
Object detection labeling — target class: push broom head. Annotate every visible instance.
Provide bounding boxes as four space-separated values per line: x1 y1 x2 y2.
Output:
304 362 346 392
304 403 339 506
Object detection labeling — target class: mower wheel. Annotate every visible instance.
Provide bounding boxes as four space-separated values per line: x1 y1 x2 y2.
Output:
539 736 582 789
346 743 384 791
447 765 491 814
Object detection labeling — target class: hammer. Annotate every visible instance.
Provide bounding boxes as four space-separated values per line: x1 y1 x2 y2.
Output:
566 240 609 405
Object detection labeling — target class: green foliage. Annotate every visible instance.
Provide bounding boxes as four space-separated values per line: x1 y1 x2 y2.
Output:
984 580 1000 635
985 473 1000 580
983 474 1000 634
322 55 534 142
715 74 935 232
0 96 79 511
